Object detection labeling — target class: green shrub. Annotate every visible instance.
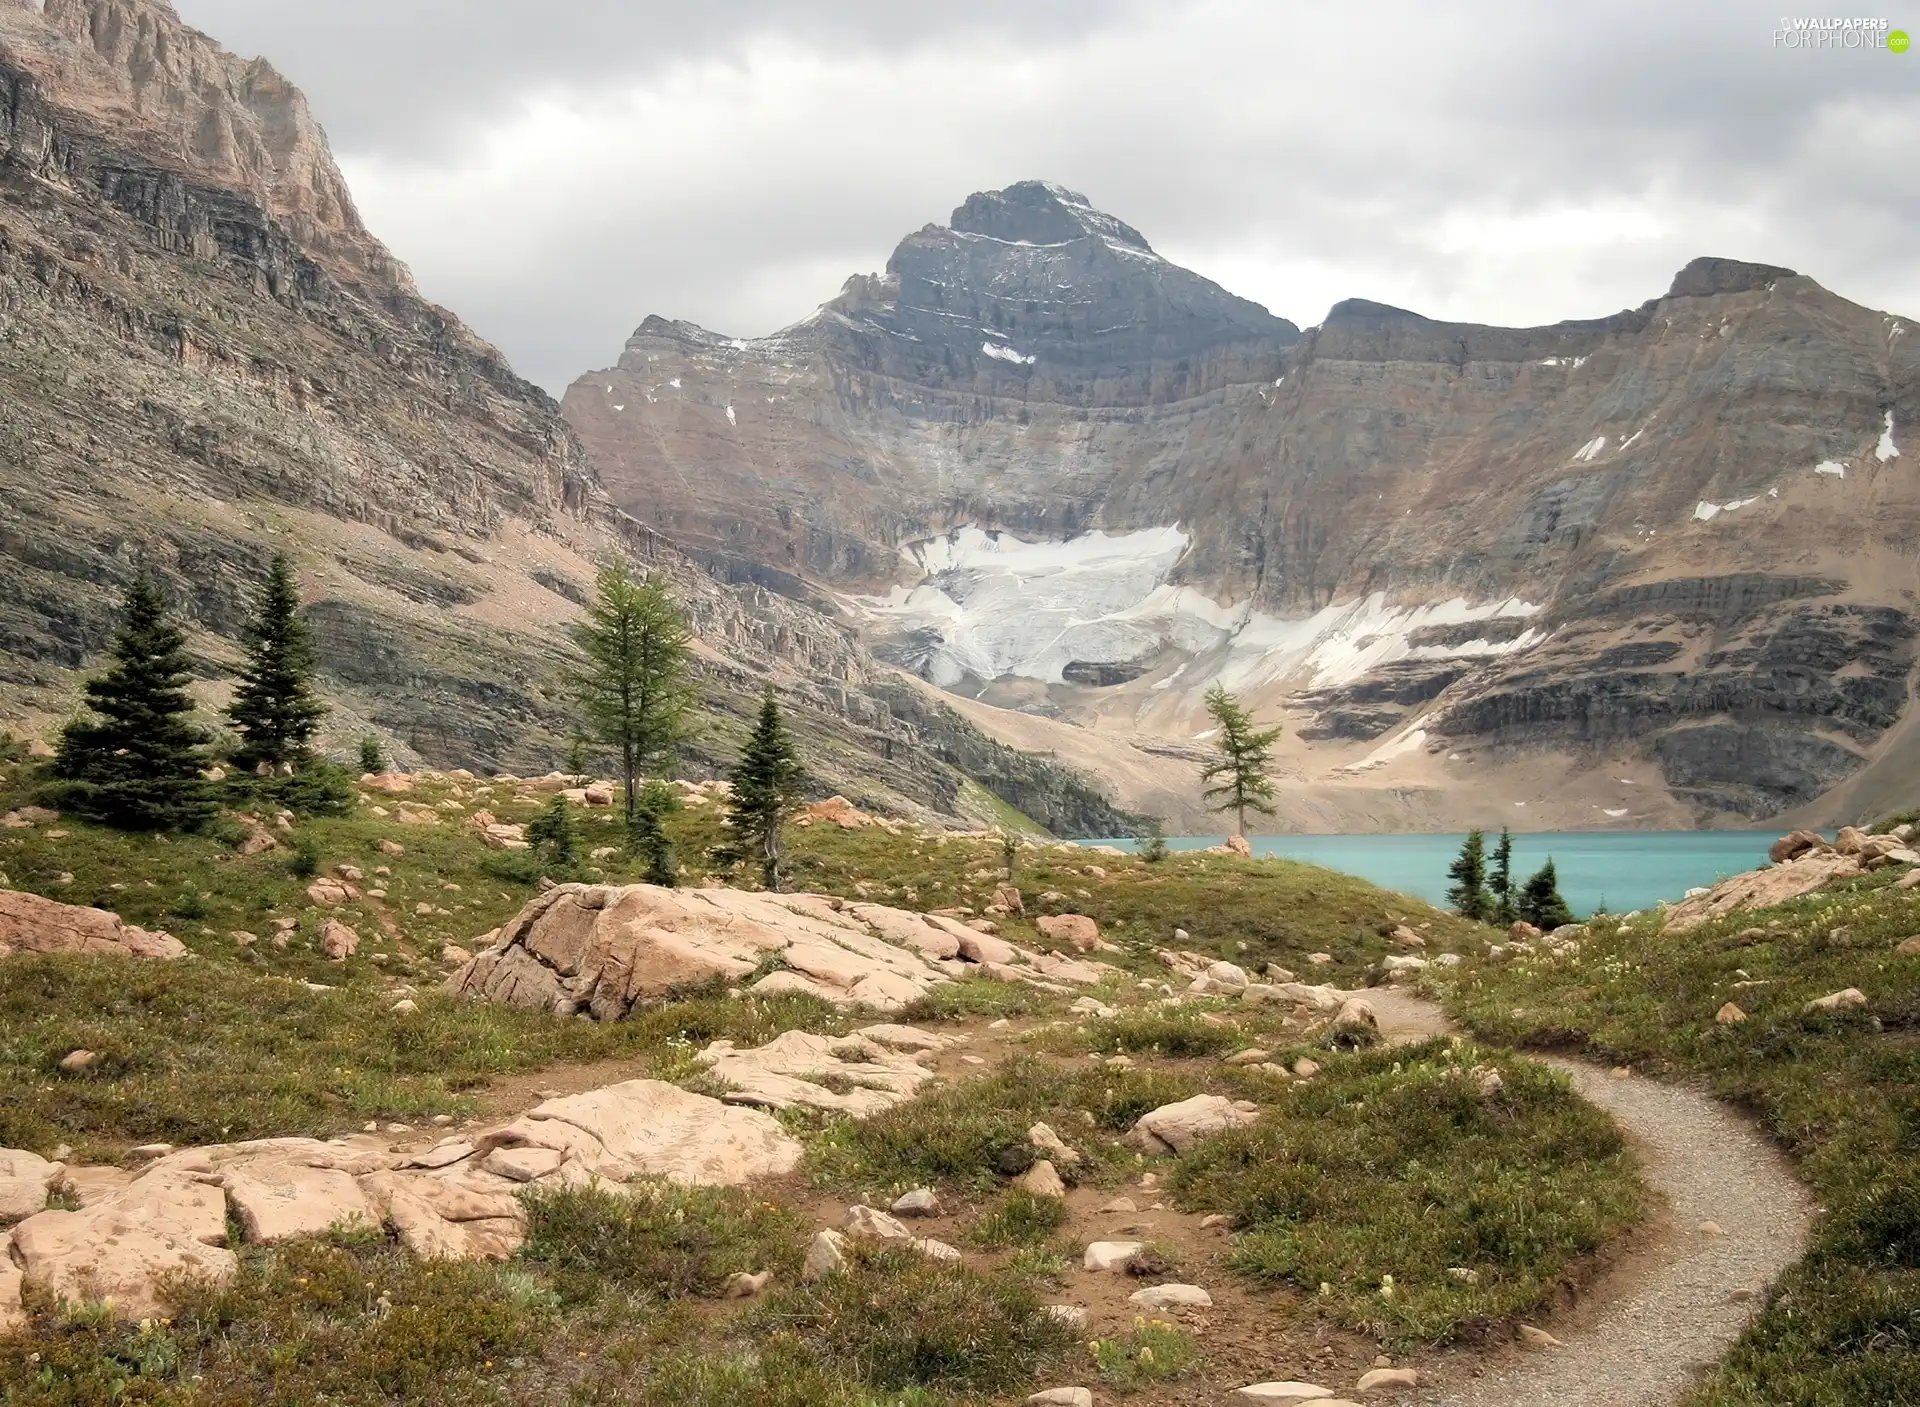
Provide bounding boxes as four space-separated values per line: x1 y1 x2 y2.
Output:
966 1190 1068 1249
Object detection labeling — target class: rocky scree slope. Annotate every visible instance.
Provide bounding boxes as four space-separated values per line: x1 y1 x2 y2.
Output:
0 0 1133 836
572 181 1920 825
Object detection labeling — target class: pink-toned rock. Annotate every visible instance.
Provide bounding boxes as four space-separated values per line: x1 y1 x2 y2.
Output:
306 878 352 906
378 839 406 856
1125 1094 1260 1154
0 890 186 960
1036 914 1101 952
362 772 415 794
223 1160 378 1243
1225 834 1253 858
957 929 1018 966
393 803 441 826
319 919 359 960
10 1174 234 1318
1663 850 1862 933
1508 921 1542 941
1769 829 1831 864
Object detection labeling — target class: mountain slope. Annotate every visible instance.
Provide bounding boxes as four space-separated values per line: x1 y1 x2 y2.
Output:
0 1 1137 836
568 186 1919 829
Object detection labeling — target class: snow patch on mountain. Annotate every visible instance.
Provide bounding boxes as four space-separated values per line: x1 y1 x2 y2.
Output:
851 525 1546 694
1878 411 1900 461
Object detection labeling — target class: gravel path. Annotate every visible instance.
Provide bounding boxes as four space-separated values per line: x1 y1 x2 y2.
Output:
1362 987 1814 1407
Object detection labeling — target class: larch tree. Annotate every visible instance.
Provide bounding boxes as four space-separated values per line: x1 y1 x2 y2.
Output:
727 687 807 891
53 578 215 831
227 553 327 771
568 564 694 824
1199 683 1280 838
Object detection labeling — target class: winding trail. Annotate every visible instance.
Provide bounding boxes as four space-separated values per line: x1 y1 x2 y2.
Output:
1363 987 1814 1407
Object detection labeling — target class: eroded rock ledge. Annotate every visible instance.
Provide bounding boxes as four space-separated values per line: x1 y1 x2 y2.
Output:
445 882 1112 1017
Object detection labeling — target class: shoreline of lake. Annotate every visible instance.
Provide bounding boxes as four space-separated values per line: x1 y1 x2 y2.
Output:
1080 831 1785 917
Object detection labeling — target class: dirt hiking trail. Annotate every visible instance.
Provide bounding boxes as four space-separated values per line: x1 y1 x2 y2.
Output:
1364 987 1814 1407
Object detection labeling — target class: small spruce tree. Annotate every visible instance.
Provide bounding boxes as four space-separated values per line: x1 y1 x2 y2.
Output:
1140 817 1171 863
358 735 386 775
53 578 215 831
227 554 327 771
1000 828 1020 882
630 779 681 887
528 795 578 872
1490 826 1517 925
727 687 807 891
1447 828 1493 921
1199 684 1281 838
1519 858 1575 930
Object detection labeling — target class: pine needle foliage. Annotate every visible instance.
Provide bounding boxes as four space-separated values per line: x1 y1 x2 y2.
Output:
726 688 807 891
568 565 694 824
52 578 215 831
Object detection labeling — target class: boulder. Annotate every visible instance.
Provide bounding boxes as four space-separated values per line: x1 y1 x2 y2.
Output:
393 803 442 826
446 884 958 1019
1508 921 1542 941
362 773 415 794
1205 959 1251 990
1330 998 1380 1045
10 1173 235 1318
1235 1385 1336 1403
957 929 1018 965
1356 1367 1420 1393
1029 1391 1093 1407
306 879 352 906
1833 826 1870 856
991 883 1025 916
1028 1122 1083 1167
0 891 185 960
497 1079 802 1186
0 1148 63 1223
1126 1094 1259 1154
1769 829 1831 864
1663 851 1862 933
1715 1002 1747 1025
320 919 359 961
1036 914 1101 951
892 1188 942 1218
1225 834 1253 857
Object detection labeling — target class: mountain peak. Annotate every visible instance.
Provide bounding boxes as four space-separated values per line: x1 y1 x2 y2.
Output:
948 179 1155 253
1667 256 1798 299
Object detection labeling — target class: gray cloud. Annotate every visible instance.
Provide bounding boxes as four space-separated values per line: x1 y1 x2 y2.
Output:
172 0 1920 394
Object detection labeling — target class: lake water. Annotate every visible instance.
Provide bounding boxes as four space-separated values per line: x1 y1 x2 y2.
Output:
1083 832 1784 917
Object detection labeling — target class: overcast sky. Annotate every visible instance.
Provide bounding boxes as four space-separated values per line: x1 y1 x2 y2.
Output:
173 0 1920 395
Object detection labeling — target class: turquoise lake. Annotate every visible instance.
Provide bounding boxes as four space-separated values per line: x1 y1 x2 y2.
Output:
1083 832 1785 917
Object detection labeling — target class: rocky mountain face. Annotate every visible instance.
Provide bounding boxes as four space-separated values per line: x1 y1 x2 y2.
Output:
569 185 1919 828
0 1 1137 836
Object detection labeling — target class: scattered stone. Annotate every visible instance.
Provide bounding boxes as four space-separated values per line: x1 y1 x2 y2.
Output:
1356 1367 1420 1393
1016 1159 1067 1198
1292 1059 1321 1078
378 839 406 857
1392 924 1426 948
391 999 418 1015
1129 1282 1212 1309
1225 834 1252 857
803 1229 849 1281
1200 1213 1234 1230
1897 936 1920 956
1306 952 1333 964
1235 1385 1336 1403
482 1146 566 1183
1447 1266 1479 1283
1698 1220 1725 1235
306 879 352 906
1329 998 1379 1045
1716 1002 1747 1024
320 919 360 961
1045 1304 1088 1328
1036 913 1101 951
844 1204 915 1242
915 1237 962 1261
1126 1094 1259 1155
1028 1122 1083 1166
1083 1240 1144 1272
1100 1197 1138 1214
223 1161 379 1244
1664 850 1862 932
1769 829 1831 864
1806 988 1867 1014
892 1188 942 1218
1519 1324 1564 1348
1028 1389 1093 1407
58 1049 97 1073
1225 1048 1271 1065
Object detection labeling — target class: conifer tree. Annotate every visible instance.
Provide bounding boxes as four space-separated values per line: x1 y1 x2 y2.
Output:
630 779 681 887
1490 826 1517 925
528 795 578 871
227 554 327 771
53 578 215 831
1140 817 1171 863
727 688 806 891
1520 858 1575 930
1199 684 1280 838
359 736 386 775
1447 828 1493 921
569 565 694 824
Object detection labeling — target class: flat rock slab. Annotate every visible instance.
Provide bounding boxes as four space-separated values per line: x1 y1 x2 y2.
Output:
223 1160 378 1243
0 890 185 959
520 1079 803 1185
10 1191 236 1318
694 1029 939 1117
